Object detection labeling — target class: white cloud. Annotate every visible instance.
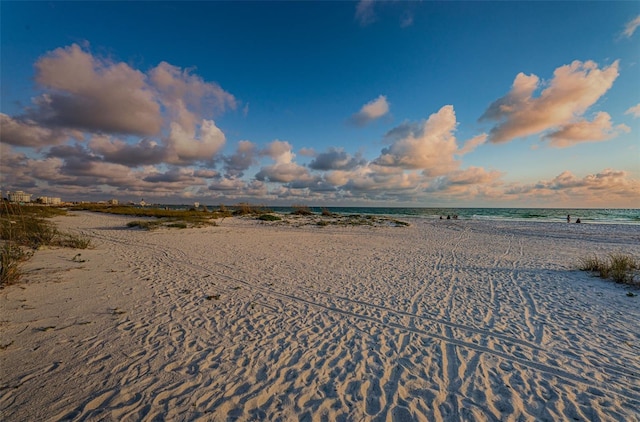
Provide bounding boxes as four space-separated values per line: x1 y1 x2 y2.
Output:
350 95 390 126
0 113 73 147
481 60 620 144
625 103 640 118
623 15 640 38
505 169 640 206
165 119 226 165
32 44 162 135
149 61 236 130
374 105 460 176
260 140 296 164
458 134 488 155
256 140 314 183
544 112 630 147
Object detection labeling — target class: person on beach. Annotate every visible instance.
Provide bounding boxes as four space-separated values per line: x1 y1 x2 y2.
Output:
576 218 581 223
567 214 570 223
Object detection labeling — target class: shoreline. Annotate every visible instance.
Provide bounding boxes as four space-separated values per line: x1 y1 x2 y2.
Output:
1 211 639 420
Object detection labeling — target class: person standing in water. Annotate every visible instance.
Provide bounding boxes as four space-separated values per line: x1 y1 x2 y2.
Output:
567 214 571 223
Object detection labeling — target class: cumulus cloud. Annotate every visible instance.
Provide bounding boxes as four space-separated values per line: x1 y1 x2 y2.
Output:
31 44 162 135
256 140 314 183
308 148 366 171
427 167 502 193
505 169 640 205
3 43 237 153
223 140 258 178
149 61 236 130
374 105 460 176
625 103 640 118
623 15 640 38
480 60 620 144
544 112 630 148
143 168 198 184
0 113 74 147
350 95 390 126
260 140 296 164
165 119 226 164
89 136 166 166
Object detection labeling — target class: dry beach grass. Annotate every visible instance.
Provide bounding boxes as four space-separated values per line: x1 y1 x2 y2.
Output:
1 211 639 421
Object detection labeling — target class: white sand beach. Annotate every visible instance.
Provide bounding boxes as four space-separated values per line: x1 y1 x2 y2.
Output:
1 211 639 421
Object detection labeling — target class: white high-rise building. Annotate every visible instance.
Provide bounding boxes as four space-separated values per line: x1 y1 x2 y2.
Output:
7 191 32 203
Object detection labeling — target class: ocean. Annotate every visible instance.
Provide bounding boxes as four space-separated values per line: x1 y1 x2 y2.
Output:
270 207 640 225
162 205 640 225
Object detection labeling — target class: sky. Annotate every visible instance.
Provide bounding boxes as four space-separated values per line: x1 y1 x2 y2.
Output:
1 1 639 207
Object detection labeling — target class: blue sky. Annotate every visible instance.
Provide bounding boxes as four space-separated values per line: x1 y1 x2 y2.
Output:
1 1 639 207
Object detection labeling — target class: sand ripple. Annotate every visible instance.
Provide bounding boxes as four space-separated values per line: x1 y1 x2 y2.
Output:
1 213 639 421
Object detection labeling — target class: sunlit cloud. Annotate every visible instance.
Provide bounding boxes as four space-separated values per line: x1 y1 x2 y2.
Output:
255 140 314 183
350 95 390 126
505 169 640 206
31 44 162 136
374 105 460 176
0 113 76 147
625 103 640 118
480 60 620 145
149 61 236 131
623 15 640 38
544 112 630 148
457 134 488 155
165 119 226 165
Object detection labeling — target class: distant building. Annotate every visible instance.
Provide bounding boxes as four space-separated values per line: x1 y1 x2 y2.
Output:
7 191 32 203
36 196 61 205
108 199 119 205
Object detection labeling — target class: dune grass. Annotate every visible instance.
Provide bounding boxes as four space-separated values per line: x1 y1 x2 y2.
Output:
579 253 639 286
1 202 92 287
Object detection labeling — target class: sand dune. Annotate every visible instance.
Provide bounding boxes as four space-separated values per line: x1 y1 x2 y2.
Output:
1 212 639 421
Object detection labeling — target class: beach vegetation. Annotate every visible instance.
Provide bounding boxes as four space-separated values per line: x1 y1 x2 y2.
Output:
1 243 28 287
71 203 231 220
167 222 188 229
232 203 270 216
291 205 313 215
321 208 334 217
0 202 91 288
258 214 282 221
579 253 640 285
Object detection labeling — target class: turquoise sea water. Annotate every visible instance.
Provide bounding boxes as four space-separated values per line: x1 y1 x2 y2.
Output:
269 207 640 225
161 205 640 225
